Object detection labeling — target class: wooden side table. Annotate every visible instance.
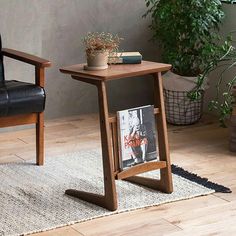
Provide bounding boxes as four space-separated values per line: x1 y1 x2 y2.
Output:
60 61 173 211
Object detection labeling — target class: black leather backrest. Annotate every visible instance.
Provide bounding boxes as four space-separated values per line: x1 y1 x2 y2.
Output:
0 34 5 81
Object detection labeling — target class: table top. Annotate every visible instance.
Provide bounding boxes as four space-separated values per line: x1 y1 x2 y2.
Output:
60 60 172 81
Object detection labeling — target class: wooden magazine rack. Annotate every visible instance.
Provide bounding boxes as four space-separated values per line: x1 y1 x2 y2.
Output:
60 61 173 211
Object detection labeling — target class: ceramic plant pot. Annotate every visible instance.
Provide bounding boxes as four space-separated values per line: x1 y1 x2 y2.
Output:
85 50 109 71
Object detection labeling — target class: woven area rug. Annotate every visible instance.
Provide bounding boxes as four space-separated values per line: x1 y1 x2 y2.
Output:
0 150 231 236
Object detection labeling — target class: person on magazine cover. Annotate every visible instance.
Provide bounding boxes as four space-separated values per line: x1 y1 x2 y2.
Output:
128 110 148 166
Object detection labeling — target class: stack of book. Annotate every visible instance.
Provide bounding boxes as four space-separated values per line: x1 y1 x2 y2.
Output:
108 52 142 64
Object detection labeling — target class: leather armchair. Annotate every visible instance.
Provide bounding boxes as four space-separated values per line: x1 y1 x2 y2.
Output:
0 34 51 165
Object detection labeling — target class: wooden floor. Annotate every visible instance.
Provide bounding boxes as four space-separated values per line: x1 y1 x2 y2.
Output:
0 114 235 236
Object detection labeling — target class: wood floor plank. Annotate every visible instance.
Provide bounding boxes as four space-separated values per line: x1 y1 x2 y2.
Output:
72 211 181 236
0 154 24 163
32 226 84 236
164 200 236 229
165 218 236 236
71 195 226 236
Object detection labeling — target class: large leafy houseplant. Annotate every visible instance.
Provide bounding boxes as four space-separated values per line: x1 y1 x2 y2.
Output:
188 1 236 126
144 0 235 125
144 0 225 76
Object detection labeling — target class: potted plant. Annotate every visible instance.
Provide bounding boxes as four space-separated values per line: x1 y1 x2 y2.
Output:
83 32 122 71
144 0 226 125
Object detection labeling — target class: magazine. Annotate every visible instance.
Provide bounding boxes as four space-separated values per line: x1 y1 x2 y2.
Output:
117 105 158 169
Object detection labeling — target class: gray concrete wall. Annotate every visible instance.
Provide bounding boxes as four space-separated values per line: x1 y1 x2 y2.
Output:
0 0 159 119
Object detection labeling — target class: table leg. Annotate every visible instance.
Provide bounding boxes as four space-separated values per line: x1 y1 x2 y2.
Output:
153 72 173 193
124 72 173 193
65 81 118 211
97 81 117 210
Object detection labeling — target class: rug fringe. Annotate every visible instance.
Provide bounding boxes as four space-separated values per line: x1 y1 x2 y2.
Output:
171 164 232 193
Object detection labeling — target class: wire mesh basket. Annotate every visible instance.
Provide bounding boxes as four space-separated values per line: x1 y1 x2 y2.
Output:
164 89 204 125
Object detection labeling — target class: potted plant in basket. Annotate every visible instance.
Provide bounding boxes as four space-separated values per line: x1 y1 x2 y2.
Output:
83 32 122 71
144 0 226 125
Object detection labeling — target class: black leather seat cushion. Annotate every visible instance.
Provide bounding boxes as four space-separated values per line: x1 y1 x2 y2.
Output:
0 80 45 116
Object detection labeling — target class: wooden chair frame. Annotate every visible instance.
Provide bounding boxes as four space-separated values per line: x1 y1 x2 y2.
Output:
1 48 51 165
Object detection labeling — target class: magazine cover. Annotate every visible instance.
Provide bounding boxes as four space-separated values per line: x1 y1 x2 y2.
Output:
117 105 158 169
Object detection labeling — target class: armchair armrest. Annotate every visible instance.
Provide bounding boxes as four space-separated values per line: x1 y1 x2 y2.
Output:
2 48 51 88
2 48 51 68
